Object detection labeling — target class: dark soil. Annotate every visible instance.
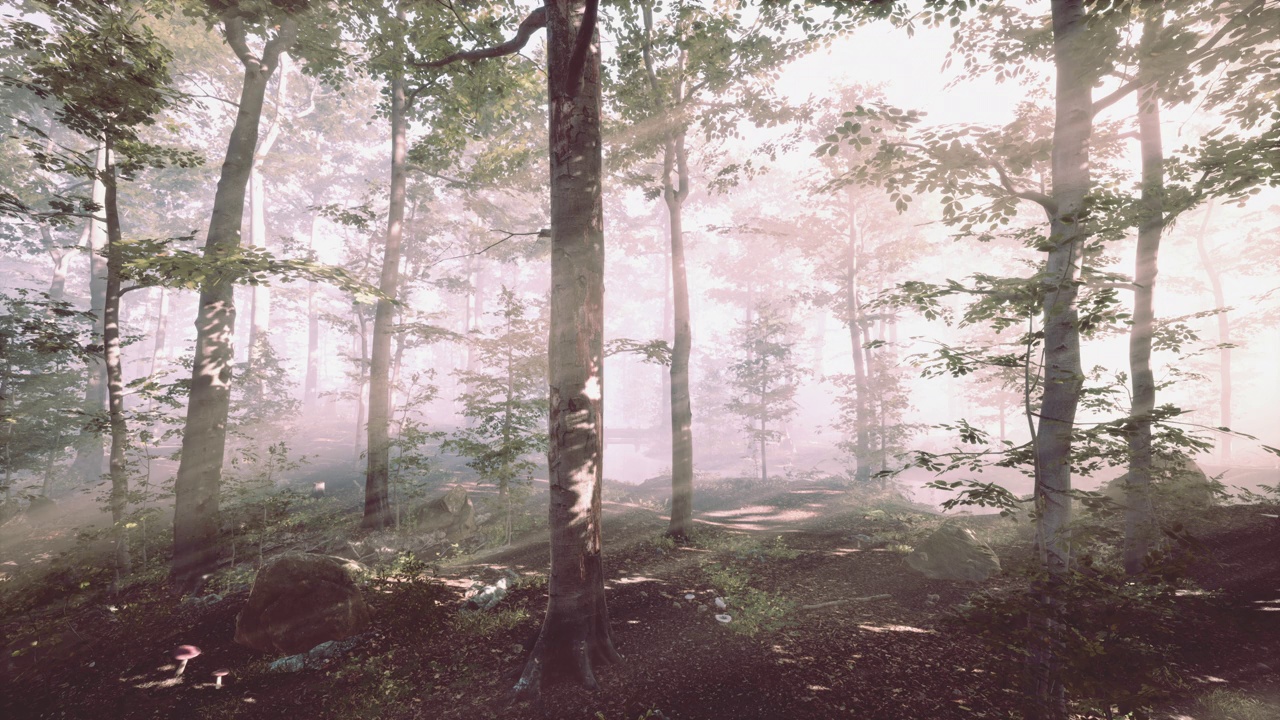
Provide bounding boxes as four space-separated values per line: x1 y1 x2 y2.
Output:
1 480 1277 720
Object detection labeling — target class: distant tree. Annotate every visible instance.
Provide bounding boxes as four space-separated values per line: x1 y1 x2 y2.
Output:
725 304 802 483
0 290 95 502
445 288 548 544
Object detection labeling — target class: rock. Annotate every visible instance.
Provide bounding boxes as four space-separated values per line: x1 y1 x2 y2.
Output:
267 635 365 673
411 486 477 541
714 597 727 610
465 577 510 611
1103 454 1220 511
26 496 57 522
234 553 371 655
905 523 1000 582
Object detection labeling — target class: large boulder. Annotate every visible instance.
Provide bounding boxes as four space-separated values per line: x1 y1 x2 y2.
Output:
411 486 477 541
234 553 370 655
905 523 1001 582
1103 455 1219 511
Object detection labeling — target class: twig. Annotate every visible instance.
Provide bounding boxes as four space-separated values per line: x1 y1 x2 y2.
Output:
798 594 890 611
423 228 549 269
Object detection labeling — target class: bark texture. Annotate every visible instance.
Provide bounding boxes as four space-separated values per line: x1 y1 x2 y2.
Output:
664 133 694 539
171 16 298 590
102 143 131 577
363 55 408 531
70 145 108 485
1029 2 1092 717
513 0 619 700
1124 6 1164 576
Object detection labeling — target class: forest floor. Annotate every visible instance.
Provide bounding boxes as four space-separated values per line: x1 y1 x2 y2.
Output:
1 475 1278 720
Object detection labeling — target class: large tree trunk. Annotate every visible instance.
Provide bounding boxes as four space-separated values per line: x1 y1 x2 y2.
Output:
1124 6 1164 576
171 17 298 591
102 140 131 578
513 0 619 699
363 55 408 531
665 133 694 539
1030 1 1092 716
70 145 108 486
1194 202 1230 465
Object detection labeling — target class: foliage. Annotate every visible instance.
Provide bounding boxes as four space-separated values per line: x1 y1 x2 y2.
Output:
444 288 547 497
953 560 1216 718
0 289 96 494
724 303 803 477
703 563 795 637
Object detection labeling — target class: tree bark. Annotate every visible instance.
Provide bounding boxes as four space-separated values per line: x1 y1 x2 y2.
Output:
247 53 291 377
845 195 871 484
148 287 170 379
304 200 323 409
102 139 131 577
665 133 694 539
1194 201 1230 464
171 16 298 591
37 221 75 304
70 144 108 486
1030 1 1092 716
513 0 619 700
363 47 408 531
1124 5 1164 576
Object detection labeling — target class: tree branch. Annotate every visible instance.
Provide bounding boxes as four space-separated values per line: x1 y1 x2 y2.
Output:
988 157 1057 216
413 7 547 69
1091 0 1267 117
424 228 550 269
562 0 600 97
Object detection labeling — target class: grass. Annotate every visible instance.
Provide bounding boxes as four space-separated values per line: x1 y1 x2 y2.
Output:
1194 689 1276 720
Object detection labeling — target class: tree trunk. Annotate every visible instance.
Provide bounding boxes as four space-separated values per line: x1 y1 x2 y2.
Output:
1030 1 1092 716
102 139 131 577
247 53 291 376
363 52 408 531
70 144 108 486
37 221 75 304
846 196 871 484
759 412 768 483
246 168 271 376
148 287 170 379
171 17 298 591
513 0 619 699
1124 6 1164 576
304 202 323 409
665 133 694 539
1194 201 1230 464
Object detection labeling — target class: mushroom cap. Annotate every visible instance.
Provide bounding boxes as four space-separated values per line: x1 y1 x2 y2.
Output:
173 645 202 660
213 669 230 677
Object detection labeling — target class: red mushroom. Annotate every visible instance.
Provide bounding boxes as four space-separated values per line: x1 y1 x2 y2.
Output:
173 645 201 677
213 669 230 688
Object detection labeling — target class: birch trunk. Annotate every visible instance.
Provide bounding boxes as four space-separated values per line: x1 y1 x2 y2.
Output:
846 195 871 484
171 17 298 590
513 0 619 698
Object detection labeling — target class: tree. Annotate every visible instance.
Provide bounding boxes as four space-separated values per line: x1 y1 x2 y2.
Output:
6 0 192 576
725 304 802 483
445 288 548 543
606 0 814 538
171 3 302 590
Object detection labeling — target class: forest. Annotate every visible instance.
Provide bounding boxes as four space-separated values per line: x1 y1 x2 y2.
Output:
1 0 1278 718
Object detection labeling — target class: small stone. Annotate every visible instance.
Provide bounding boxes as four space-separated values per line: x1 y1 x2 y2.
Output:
715 614 732 624
673 601 682 609
714 597 727 610
697 605 708 612
684 593 695 601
